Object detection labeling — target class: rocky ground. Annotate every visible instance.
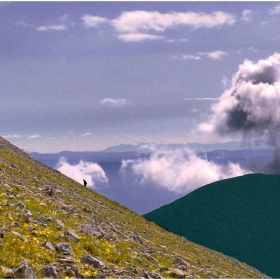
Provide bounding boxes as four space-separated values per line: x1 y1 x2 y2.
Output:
0 136 270 278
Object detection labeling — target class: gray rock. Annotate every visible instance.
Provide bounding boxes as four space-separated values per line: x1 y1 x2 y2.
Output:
44 265 59 278
81 256 105 268
55 242 74 255
174 257 190 267
44 241 56 251
64 229 80 241
55 218 65 229
1 266 13 277
170 268 185 277
12 260 37 279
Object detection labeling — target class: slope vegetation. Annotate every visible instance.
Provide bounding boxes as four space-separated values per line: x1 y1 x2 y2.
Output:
0 137 268 278
144 174 280 278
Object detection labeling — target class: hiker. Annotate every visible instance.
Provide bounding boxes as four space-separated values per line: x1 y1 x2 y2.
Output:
83 179 87 187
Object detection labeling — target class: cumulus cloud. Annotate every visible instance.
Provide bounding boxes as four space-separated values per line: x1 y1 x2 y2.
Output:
57 158 108 188
112 10 235 34
198 53 280 172
270 4 280 15
242 10 253 22
81 15 108 28
118 33 163 42
36 24 67 31
28 134 42 139
121 149 248 194
101 98 128 107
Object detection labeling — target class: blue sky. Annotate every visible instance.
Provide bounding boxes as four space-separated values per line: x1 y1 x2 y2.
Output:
1 1 280 152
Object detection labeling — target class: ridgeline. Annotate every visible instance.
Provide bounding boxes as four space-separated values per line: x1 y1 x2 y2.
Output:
145 173 280 278
0 136 268 278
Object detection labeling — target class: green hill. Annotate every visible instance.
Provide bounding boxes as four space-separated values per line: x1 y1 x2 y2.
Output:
0 136 269 278
144 173 280 278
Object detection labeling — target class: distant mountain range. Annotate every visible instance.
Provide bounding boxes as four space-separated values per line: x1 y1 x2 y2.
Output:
101 141 268 153
144 174 280 278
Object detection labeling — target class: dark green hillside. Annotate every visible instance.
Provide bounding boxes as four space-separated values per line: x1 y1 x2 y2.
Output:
144 174 280 278
0 137 269 278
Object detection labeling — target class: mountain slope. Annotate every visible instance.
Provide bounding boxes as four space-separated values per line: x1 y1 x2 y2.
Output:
0 137 268 278
144 174 280 278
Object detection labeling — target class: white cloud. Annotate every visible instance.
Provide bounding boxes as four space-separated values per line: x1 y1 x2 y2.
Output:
165 38 188 43
112 10 235 34
36 24 67 32
182 54 202 60
3 134 21 139
198 53 280 142
121 148 248 194
242 9 253 21
185 97 219 101
77 132 92 138
118 33 163 42
57 158 108 188
270 4 280 15
81 15 108 28
60 14 69 22
28 134 42 139
200 50 228 60
101 98 128 107
174 51 227 61
221 75 230 89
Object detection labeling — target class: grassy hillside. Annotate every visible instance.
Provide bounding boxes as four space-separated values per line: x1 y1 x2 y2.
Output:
0 136 268 279
144 174 280 278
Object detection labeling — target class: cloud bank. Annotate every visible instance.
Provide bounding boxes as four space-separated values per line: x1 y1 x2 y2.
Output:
121 149 248 194
112 11 235 33
57 158 108 187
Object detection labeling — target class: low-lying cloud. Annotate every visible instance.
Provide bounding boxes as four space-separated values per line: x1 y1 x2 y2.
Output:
57 158 108 188
120 149 249 194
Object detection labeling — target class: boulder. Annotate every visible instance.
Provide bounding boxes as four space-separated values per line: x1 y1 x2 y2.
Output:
81 256 105 268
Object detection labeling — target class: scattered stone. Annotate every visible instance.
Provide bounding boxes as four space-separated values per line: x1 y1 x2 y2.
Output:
11 231 29 242
64 229 80 241
90 214 103 223
131 266 138 274
79 223 104 238
55 218 65 229
55 242 74 255
12 260 37 279
174 257 190 267
58 256 75 263
17 202 26 210
169 268 185 277
1 266 13 277
44 265 59 278
83 206 91 213
10 164 17 169
81 256 105 268
44 241 56 251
